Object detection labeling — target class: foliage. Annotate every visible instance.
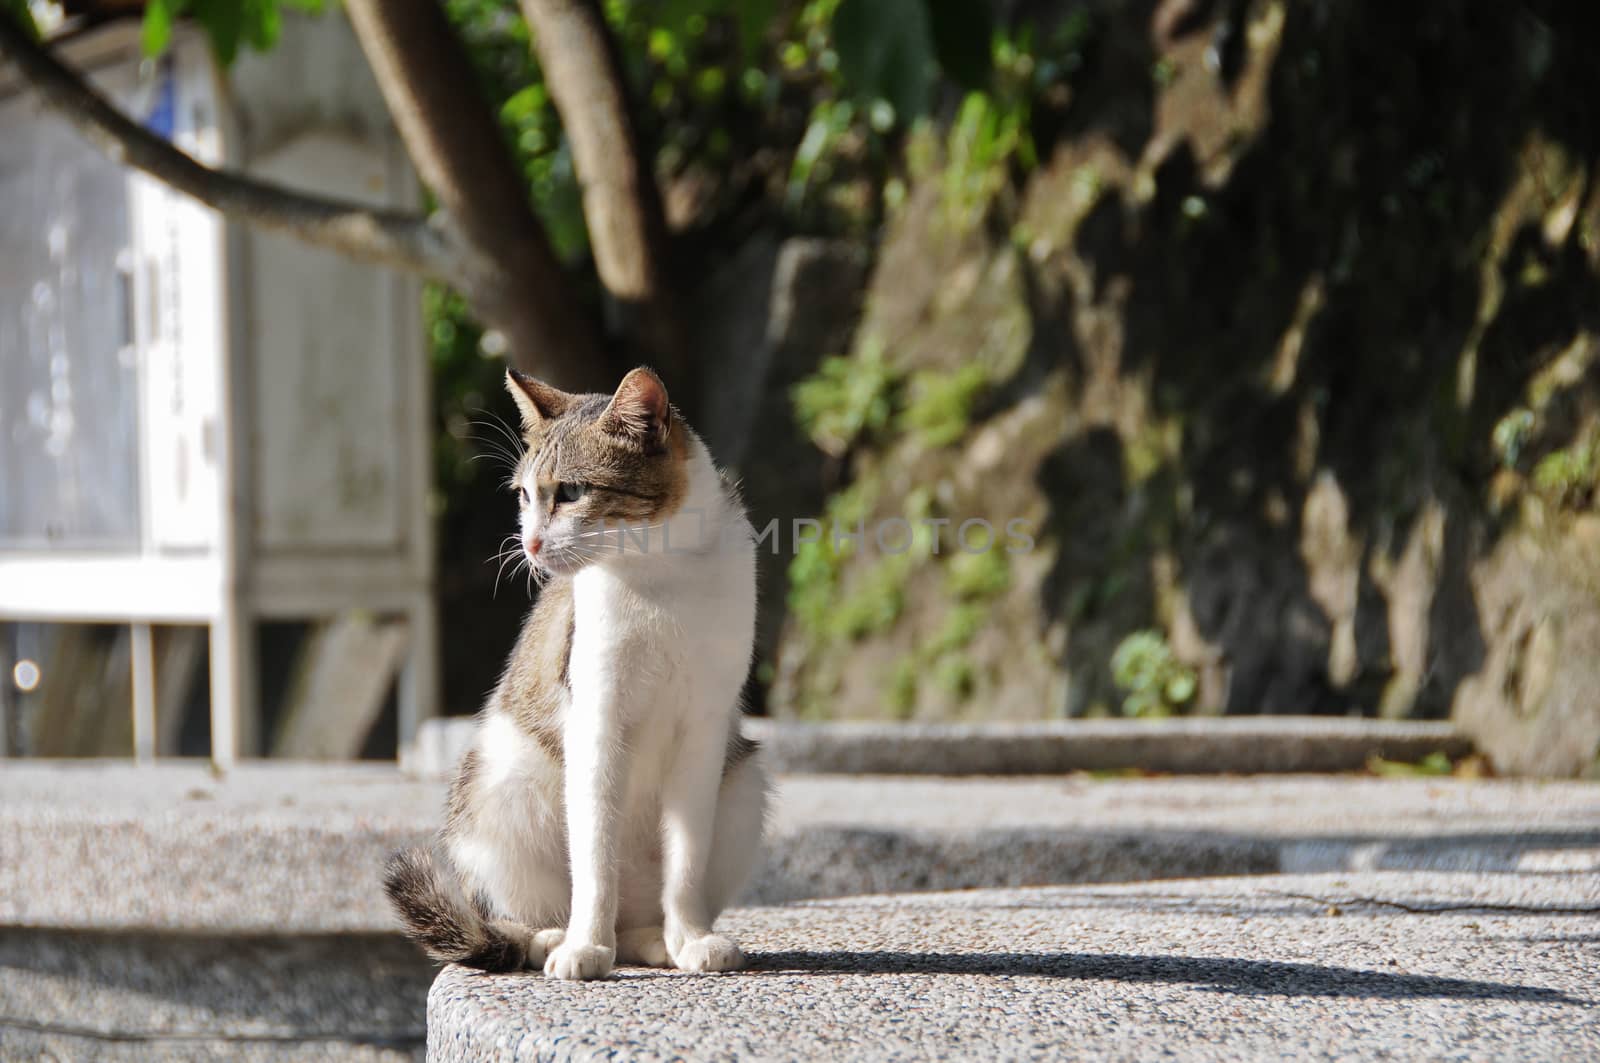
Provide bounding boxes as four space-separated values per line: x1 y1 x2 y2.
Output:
1 0 36 37
900 362 988 447
940 90 1029 228
785 480 874 638
945 548 1010 600
830 555 911 639
140 0 324 64
831 0 935 125
1531 433 1599 508
794 342 999 457
787 482 952 649
792 337 901 456
1366 751 1455 778
829 0 993 123
1491 408 1535 469
1110 630 1197 719
423 283 508 520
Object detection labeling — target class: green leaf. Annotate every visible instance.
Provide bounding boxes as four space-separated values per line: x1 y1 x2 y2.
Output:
141 0 176 57
924 0 992 90
192 0 244 65
2 0 39 40
242 0 283 52
1164 672 1196 704
832 0 935 123
733 0 777 58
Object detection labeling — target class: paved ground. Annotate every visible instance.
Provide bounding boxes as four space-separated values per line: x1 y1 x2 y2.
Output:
0 764 1595 1059
429 870 1600 1062
3 763 1597 928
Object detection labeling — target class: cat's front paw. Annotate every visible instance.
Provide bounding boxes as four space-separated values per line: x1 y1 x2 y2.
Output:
544 941 614 981
669 933 746 973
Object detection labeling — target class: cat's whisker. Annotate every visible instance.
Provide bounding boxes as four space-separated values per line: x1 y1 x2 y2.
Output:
469 434 521 458
468 413 529 477
469 412 526 455
570 523 667 538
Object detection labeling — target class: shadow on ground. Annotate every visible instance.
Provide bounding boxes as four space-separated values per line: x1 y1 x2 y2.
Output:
748 950 1587 1003
750 825 1600 903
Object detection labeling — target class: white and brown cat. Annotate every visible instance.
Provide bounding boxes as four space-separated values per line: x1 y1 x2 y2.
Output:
386 367 767 980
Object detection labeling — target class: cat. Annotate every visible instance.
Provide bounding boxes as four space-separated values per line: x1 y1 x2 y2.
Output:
385 366 767 980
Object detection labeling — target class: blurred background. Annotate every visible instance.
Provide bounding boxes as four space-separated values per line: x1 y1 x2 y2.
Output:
1 0 1598 777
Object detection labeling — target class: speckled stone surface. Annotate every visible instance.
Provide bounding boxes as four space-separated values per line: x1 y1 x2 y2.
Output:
3 764 1598 929
427 871 1600 1062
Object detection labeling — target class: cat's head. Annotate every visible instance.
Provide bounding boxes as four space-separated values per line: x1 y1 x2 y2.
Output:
504 366 689 576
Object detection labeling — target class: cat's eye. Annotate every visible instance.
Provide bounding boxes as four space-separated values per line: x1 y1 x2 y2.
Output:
516 486 529 505
555 482 588 505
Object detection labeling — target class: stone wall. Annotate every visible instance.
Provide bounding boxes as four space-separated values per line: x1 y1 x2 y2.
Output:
762 0 1600 775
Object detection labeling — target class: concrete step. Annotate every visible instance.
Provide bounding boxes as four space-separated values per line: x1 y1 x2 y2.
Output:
425 870 1600 1062
3 763 1598 930
0 931 429 1062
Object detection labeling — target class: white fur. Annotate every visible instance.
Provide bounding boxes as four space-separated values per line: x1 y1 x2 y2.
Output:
451 435 766 979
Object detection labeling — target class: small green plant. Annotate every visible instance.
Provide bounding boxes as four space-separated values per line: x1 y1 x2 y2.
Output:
792 338 901 457
1492 408 1535 469
1367 751 1454 777
942 90 1031 228
945 548 1011 600
1110 630 1197 719
1531 433 1599 507
831 557 910 639
786 480 876 635
887 657 919 718
934 654 977 698
930 602 987 654
900 363 989 448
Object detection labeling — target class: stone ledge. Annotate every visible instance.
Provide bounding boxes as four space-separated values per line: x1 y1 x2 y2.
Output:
744 717 1474 775
425 871 1600 1062
406 716 1473 779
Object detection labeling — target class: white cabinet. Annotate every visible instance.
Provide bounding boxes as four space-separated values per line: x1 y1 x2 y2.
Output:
0 15 436 765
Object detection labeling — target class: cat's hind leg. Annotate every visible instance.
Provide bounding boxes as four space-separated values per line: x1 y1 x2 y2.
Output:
653 748 768 973
703 750 770 919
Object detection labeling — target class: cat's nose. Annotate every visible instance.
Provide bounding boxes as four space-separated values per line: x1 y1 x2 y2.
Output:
525 536 543 557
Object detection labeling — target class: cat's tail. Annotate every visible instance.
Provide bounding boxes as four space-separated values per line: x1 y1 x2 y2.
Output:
383 846 531 971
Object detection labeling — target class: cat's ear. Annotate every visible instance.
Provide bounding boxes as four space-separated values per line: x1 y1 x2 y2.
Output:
505 368 571 431
599 367 672 445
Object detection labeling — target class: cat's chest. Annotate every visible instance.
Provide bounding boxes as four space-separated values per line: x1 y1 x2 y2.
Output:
569 558 753 679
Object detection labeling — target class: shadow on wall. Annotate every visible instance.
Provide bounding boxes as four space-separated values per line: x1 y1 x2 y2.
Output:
1020 0 1600 722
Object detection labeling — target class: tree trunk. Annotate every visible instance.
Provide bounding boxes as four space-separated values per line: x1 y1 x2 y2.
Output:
345 0 615 391
0 12 447 276
519 0 690 396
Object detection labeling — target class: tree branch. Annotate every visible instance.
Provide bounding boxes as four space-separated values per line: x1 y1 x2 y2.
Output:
519 0 690 393
0 11 456 279
345 0 614 389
